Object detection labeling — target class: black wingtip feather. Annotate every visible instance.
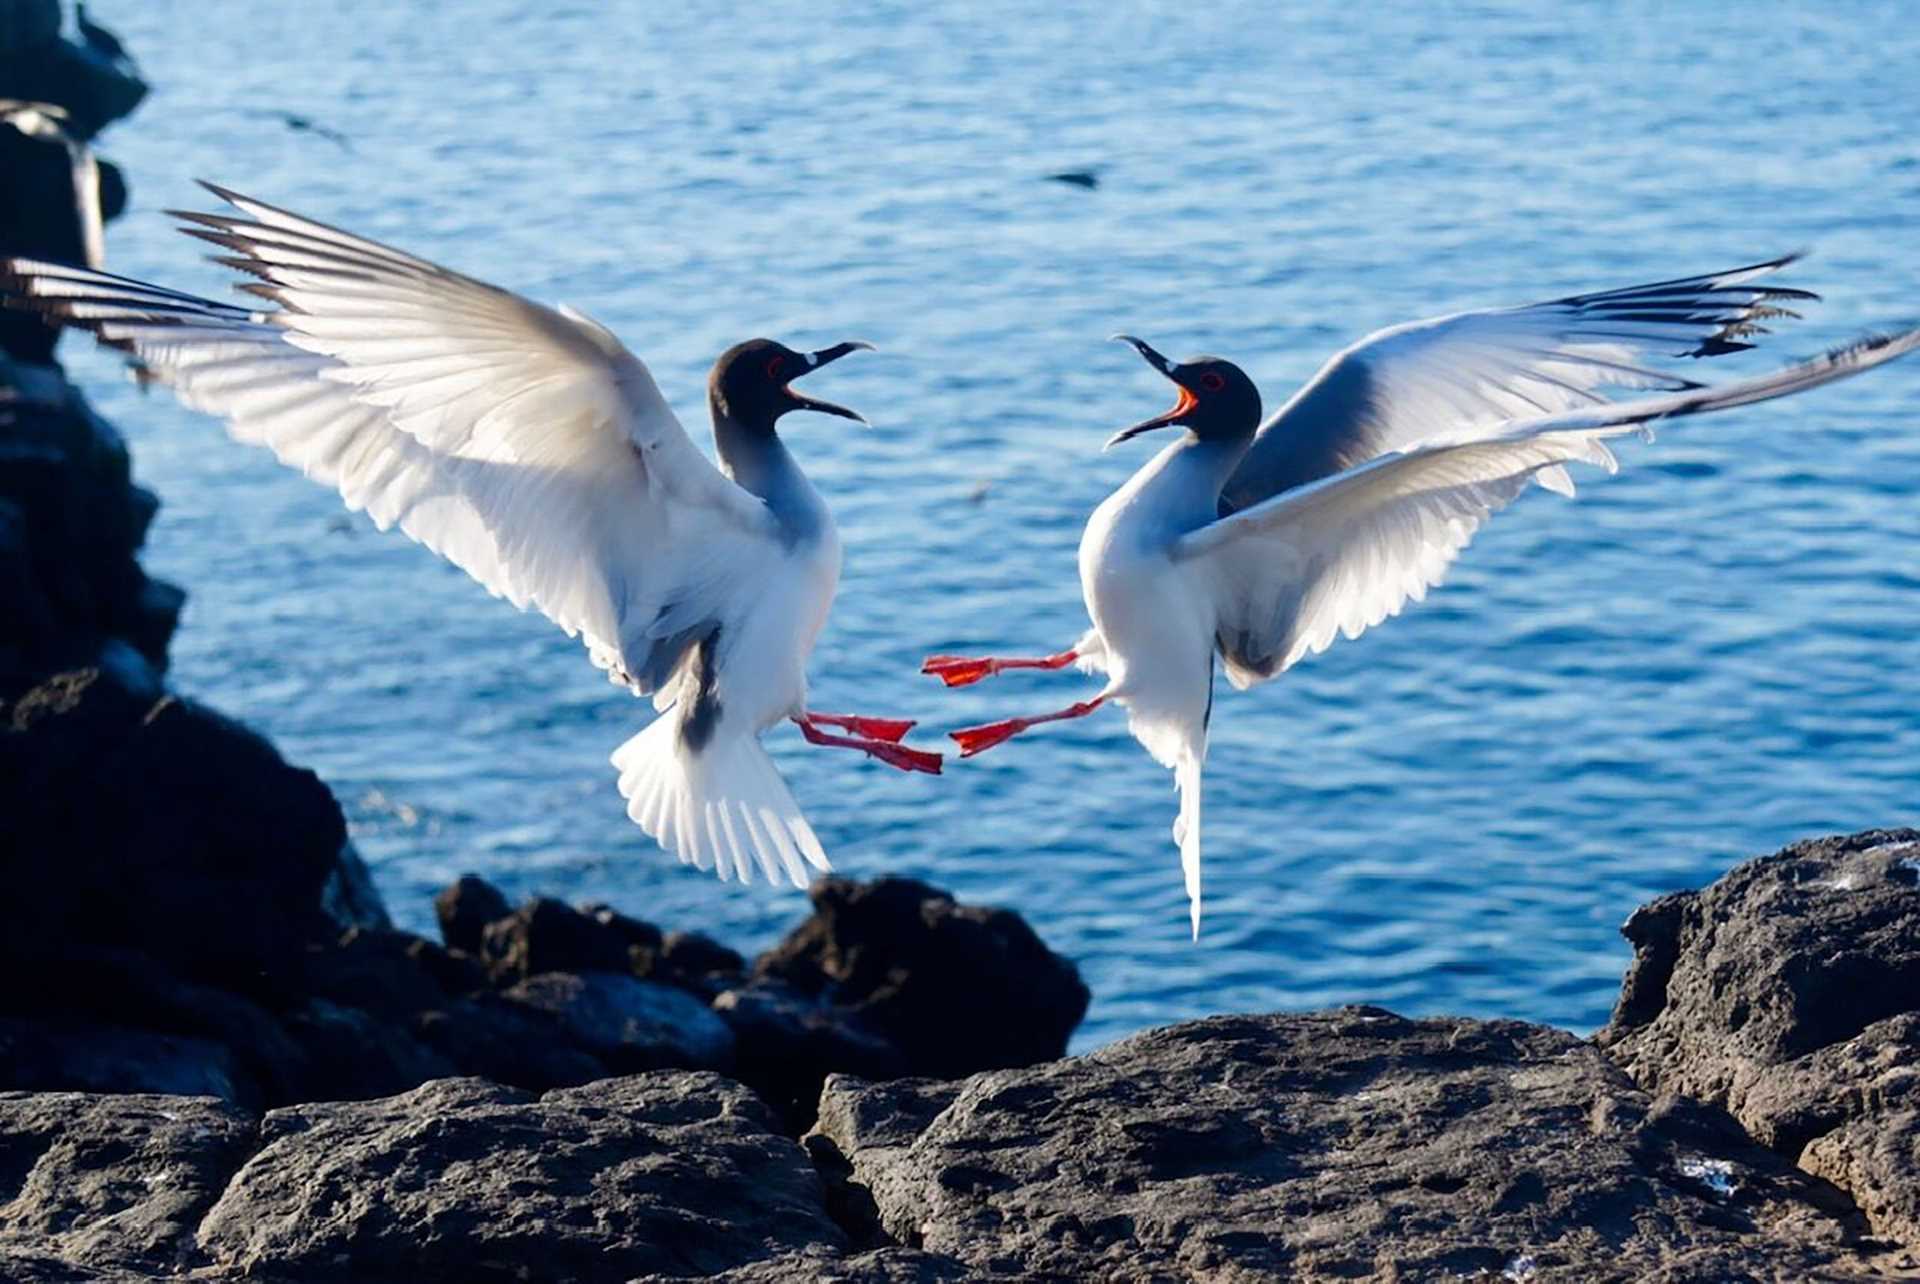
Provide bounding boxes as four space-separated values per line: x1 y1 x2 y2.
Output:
166 208 239 231
1688 338 1757 358
197 179 247 207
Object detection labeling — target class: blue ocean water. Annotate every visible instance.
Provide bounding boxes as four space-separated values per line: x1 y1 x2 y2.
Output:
63 2 1919 1049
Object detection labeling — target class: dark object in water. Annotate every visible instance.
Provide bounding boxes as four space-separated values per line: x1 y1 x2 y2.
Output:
1046 169 1100 189
242 108 353 149
281 111 353 150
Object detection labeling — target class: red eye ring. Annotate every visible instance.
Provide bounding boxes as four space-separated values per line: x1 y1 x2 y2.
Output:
1200 371 1227 392
766 355 785 378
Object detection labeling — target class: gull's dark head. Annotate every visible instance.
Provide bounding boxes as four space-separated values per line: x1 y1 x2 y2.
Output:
709 337 873 433
1106 336 1261 449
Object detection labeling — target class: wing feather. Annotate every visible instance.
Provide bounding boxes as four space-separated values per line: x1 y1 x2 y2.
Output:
1222 255 1817 513
1185 328 1920 688
1 188 782 696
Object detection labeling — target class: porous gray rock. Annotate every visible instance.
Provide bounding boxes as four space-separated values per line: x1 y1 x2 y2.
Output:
197 1073 842 1282
634 1246 971 1282
0 1092 254 1276
1601 828 1920 1254
0 1247 163 1282
503 971 736 1073
813 1009 1896 1282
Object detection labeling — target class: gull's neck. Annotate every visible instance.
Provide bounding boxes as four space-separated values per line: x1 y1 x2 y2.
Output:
1122 431 1254 537
710 399 825 545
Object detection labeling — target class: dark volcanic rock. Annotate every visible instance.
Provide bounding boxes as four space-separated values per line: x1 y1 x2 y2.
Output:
0 662 347 990
714 977 908 1134
757 876 1089 1080
814 1009 1892 1282
413 995 609 1091
479 896 635 983
302 927 471 1022
0 1092 254 1277
198 1074 842 1282
0 393 176 681
635 1246 971 1282
0 1019 243 1102
1601 829 1920 1253
280 1000 460 1103
0 944 309 1107
320 840 393 932
503 971 735 1073
433 874 511 954
640 927 747 998
584 901 665 955
0 1247 155 1282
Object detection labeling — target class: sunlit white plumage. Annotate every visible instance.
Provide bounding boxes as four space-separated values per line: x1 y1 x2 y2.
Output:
2 184 939 888
929 258 1920 937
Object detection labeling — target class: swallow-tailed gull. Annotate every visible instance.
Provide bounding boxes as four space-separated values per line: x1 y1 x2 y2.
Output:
923 258 1920 936
2 183 942 889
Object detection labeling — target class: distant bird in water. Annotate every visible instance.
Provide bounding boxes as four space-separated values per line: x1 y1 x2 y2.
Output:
2 183 943 888
1045 169 1101 190
245 108 354 150
923 259 1920 936
76 4 140 76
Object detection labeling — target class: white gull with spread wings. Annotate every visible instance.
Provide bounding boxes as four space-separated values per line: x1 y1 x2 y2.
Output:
3 183 943 889
923 257 1920 936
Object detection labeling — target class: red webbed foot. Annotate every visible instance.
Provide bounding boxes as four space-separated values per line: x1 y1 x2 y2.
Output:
805 712 916 742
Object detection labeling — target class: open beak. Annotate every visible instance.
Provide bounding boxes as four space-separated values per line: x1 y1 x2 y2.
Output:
787 340 875 423
1105 334 1194 449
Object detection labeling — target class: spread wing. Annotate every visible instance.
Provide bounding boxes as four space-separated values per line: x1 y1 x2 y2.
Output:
1183 329 1920 689
1221 256 1817 513
1 184 782 698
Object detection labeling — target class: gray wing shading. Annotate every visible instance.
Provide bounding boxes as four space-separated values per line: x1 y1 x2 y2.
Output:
1221 256 1817 514
1185 329 1920 688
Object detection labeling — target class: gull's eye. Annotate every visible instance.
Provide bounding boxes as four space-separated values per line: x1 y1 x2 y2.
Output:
1200 371 1227 392
766 355 785 379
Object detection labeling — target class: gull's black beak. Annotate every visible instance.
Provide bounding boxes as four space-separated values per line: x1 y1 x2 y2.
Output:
786 340 875 423
1106 334 1195 449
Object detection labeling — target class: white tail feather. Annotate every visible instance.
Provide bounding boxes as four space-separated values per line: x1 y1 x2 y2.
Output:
610 714 829 888
1173 753 1204 939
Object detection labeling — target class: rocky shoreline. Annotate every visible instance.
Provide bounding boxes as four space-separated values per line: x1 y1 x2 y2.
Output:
3 372 1918 1281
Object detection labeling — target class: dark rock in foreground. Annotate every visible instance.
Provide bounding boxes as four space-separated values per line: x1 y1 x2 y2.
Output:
814 1008 1893 1282
199 1074 841 1283
1602 828 1920 1255
4 994 1912 1281
0 1092 254 1279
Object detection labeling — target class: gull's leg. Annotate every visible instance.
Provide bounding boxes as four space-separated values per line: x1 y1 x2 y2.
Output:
794 716 943 775
949 695 1106 757
921 649 1078 689
802 711 916 742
